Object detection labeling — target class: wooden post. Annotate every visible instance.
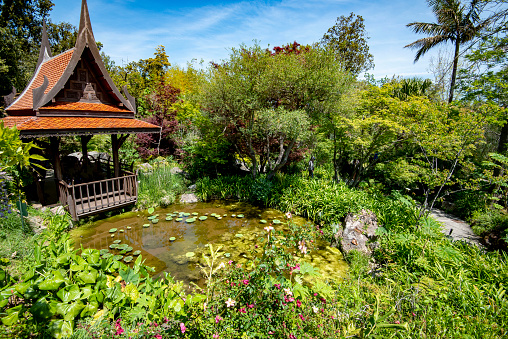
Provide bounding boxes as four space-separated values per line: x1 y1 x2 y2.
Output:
81 135 92 165
50 137 62 181
111 134 120 178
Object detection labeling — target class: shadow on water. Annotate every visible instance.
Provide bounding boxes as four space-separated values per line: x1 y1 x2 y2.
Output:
70 201 348 286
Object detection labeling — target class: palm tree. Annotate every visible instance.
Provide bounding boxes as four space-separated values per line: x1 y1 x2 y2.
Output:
405 0 489 103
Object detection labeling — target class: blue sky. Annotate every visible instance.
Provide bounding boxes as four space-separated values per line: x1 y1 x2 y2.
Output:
49 0 443 79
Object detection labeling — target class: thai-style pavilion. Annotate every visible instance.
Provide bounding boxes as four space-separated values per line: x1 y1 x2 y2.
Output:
1 0 161 220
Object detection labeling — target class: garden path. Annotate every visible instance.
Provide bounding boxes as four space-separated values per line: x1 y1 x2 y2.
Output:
430 209 482 246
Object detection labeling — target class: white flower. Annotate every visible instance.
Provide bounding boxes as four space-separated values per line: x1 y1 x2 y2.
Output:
225 298 236 308
298 240 307 254
285 211 292 219
217 262 225 270
312 306 319 313
264 226 274 232
284 288 293 296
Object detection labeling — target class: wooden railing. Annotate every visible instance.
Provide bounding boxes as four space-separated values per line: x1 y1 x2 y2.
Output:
59 172 138 220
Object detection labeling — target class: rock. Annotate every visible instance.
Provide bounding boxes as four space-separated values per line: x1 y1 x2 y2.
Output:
137 163 153 173
180 193 199 203
50 205 66 215
170 167 183 175
338 209 379 256
32 203 43 210
188 184 196 190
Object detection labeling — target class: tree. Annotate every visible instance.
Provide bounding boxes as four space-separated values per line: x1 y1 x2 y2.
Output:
405 0 490 103
321 13 374 76
200 43 352 179
0 0 53 97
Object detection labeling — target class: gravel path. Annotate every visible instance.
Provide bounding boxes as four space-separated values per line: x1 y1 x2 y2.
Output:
430 208 482 246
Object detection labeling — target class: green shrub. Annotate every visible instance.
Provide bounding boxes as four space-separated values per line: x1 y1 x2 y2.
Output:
470 208 508 240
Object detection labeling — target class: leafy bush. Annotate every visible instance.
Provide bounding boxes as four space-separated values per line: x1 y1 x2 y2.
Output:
470 208 508 244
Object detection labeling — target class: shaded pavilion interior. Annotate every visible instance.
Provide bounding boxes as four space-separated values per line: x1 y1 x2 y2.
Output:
1 0 160 220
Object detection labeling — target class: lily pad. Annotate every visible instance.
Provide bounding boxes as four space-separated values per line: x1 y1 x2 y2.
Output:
235 234 243 238
124 246 133 252
192 212 199 216
109 244 119 249
148 207 155 214
183 212 191 217
109 228 117 233
216 216 222 220
186 218 196 223
152 219 159 224
119 229 124 233
198 216 208 221
117 244 129 250
113 255 123 261
148 215 156 220
113 240 122 244
123 256 134 263
169 237 176 241
211 213 217 217
231 214 236 218
223 214 227 217
176 218 183 222
273 219 282 224
111 234 115 238
100 249 109 255
224 253 231 257
102 253 113 259
143 224 150 228
185 252 195 258
260 220 267 224
126 226 131 230
237 214 244 218
166 216 173 221
133 250 141 256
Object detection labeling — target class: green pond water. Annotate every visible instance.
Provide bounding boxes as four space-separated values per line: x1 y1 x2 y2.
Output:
70 201 348 286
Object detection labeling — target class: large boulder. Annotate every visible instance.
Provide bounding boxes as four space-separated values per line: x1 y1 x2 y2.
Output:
337 209 379 256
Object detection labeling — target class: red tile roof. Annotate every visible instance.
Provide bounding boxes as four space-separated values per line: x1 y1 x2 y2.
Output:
1 116 160 135
7 49 75 111
40 101 131 113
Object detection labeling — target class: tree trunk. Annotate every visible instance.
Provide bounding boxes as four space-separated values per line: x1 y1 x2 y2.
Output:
333 128 339 182
448 38 460 104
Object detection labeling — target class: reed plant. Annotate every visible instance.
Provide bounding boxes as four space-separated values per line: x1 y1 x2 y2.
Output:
137 164 187 209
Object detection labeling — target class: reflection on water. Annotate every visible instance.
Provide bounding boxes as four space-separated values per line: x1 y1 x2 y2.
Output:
70 201 348 286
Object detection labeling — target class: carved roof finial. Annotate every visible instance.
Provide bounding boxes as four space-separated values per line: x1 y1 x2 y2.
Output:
36 20 53 69
78 0 95 40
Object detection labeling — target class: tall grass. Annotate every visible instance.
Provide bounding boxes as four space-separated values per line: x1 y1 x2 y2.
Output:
137 165 187 209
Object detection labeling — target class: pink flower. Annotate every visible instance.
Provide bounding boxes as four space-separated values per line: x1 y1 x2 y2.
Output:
268 331 274 335
114 318 124 336
228 260 233 265
290 335 296 339
242 279 249 285
248 304 255 308
285 211 292 219
213 335 219 339
180 322 186 333
299 314 305 321
155 335 162 339
296 299 302 308
394 320 400 324
238 307 247 313
274 284 281 289
215 315 222 323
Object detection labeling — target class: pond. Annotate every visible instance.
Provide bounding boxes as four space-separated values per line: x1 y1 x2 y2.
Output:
70 201 348 286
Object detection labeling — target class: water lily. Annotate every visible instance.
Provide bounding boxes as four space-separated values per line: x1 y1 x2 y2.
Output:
226 298 236 307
